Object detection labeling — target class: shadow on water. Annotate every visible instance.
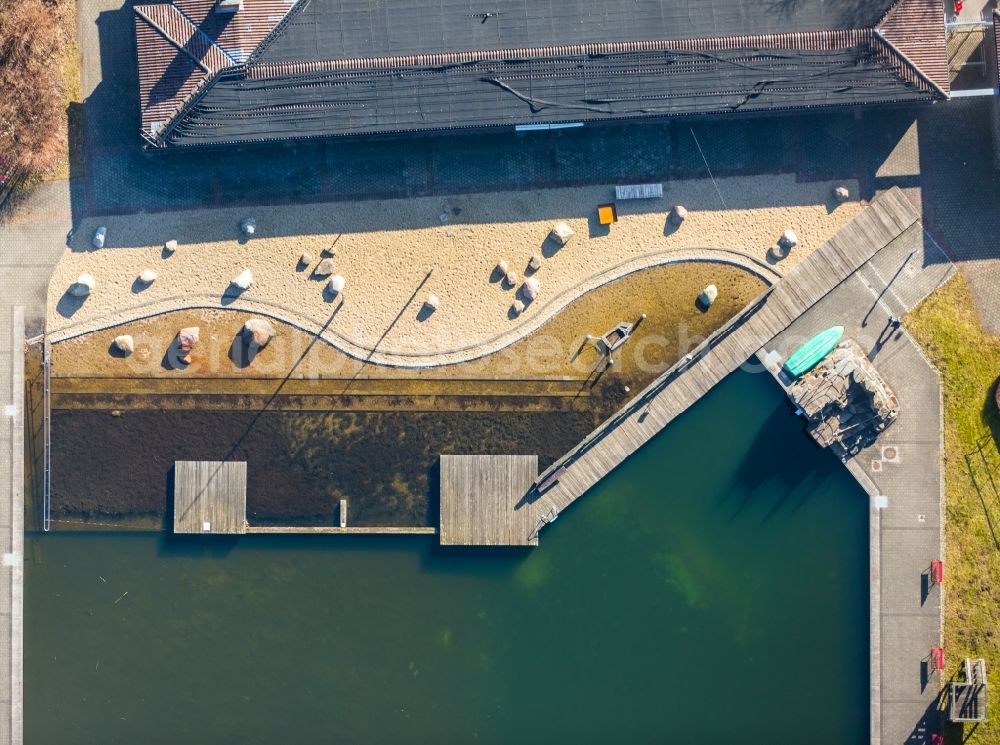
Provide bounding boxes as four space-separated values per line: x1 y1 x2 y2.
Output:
724 400 829 522
157 532 241 559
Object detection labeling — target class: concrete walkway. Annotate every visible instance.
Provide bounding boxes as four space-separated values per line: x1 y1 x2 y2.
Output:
760 221 953 744
0 179 75 745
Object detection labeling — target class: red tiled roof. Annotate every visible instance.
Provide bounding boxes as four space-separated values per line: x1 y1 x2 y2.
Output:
171 0 297 63
877 0 950 96
135 12 211 137
134 0 297 138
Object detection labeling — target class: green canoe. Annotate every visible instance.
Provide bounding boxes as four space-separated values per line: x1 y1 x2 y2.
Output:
782 326 844 378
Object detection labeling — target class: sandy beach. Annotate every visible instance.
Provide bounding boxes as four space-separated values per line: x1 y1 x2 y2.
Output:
48 174 861 366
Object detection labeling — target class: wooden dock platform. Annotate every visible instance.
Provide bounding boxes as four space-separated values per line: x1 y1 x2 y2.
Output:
173 460 247 534
526 188 920 541
439 455 539 546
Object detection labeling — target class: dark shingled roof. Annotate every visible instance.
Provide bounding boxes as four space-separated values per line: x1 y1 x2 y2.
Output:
135 0 950 147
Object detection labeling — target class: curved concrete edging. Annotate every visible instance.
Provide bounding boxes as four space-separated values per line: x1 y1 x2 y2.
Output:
48 247 781 369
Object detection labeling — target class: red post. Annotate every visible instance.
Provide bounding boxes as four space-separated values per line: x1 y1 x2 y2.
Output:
931 734 944 745
931 646 945 671
930 560 943 585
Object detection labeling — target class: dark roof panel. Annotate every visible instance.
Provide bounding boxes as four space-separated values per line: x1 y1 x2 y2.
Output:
258 0 894 63
163 42 935 145
135 0 950 147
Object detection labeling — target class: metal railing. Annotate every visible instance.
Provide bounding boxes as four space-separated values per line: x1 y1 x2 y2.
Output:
42 339 51 532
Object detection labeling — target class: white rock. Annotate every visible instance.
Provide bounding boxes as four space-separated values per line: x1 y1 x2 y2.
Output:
299 252 313 266
512 299 525 315
321 246 337 257
240 218 256 236
232 269 253 290
698 284 718 308
523 277 540 301
669 205 687 226
327 275 345 294
70 273 96 297
138 269 158 284
549 221 575 246
315 258 335 276
243 318 276 348
424 294 440 311
92 226 106 249
497 259 509 274
113 335 134 355
834 185 850 202
778 229 798 251
163 239 177 254
505 270 518 287
528 254 542 271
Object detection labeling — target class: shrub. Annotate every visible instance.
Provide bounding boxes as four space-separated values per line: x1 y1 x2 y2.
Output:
0 1 68 175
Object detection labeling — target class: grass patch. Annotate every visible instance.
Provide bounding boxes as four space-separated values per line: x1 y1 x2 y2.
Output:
907 272 1000 743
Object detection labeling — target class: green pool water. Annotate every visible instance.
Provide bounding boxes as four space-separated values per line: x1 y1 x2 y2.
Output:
25 370 869 744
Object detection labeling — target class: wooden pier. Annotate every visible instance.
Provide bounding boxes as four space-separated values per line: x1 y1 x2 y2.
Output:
173 460 248 534
525 188 920 542
439 455 539 546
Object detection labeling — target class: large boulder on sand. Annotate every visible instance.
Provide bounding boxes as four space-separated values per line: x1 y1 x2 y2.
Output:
178 327 199 352
163 239 178 254
778 230 798 251
138 269 158 285
522 277 540 302
697 284 718 308
69 273 96 297
549 222 574 247
232 269 253 290
243 318 276 348
113 335 134 355
315 258 335 277
327 275 345 295
669 205 687 227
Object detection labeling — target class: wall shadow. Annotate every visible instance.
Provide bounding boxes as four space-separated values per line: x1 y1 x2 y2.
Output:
75 0 875 244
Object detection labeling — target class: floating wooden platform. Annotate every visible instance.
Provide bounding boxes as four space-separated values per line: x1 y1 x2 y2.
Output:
528 188 920 539
173 460 247 534
439 455 539 546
